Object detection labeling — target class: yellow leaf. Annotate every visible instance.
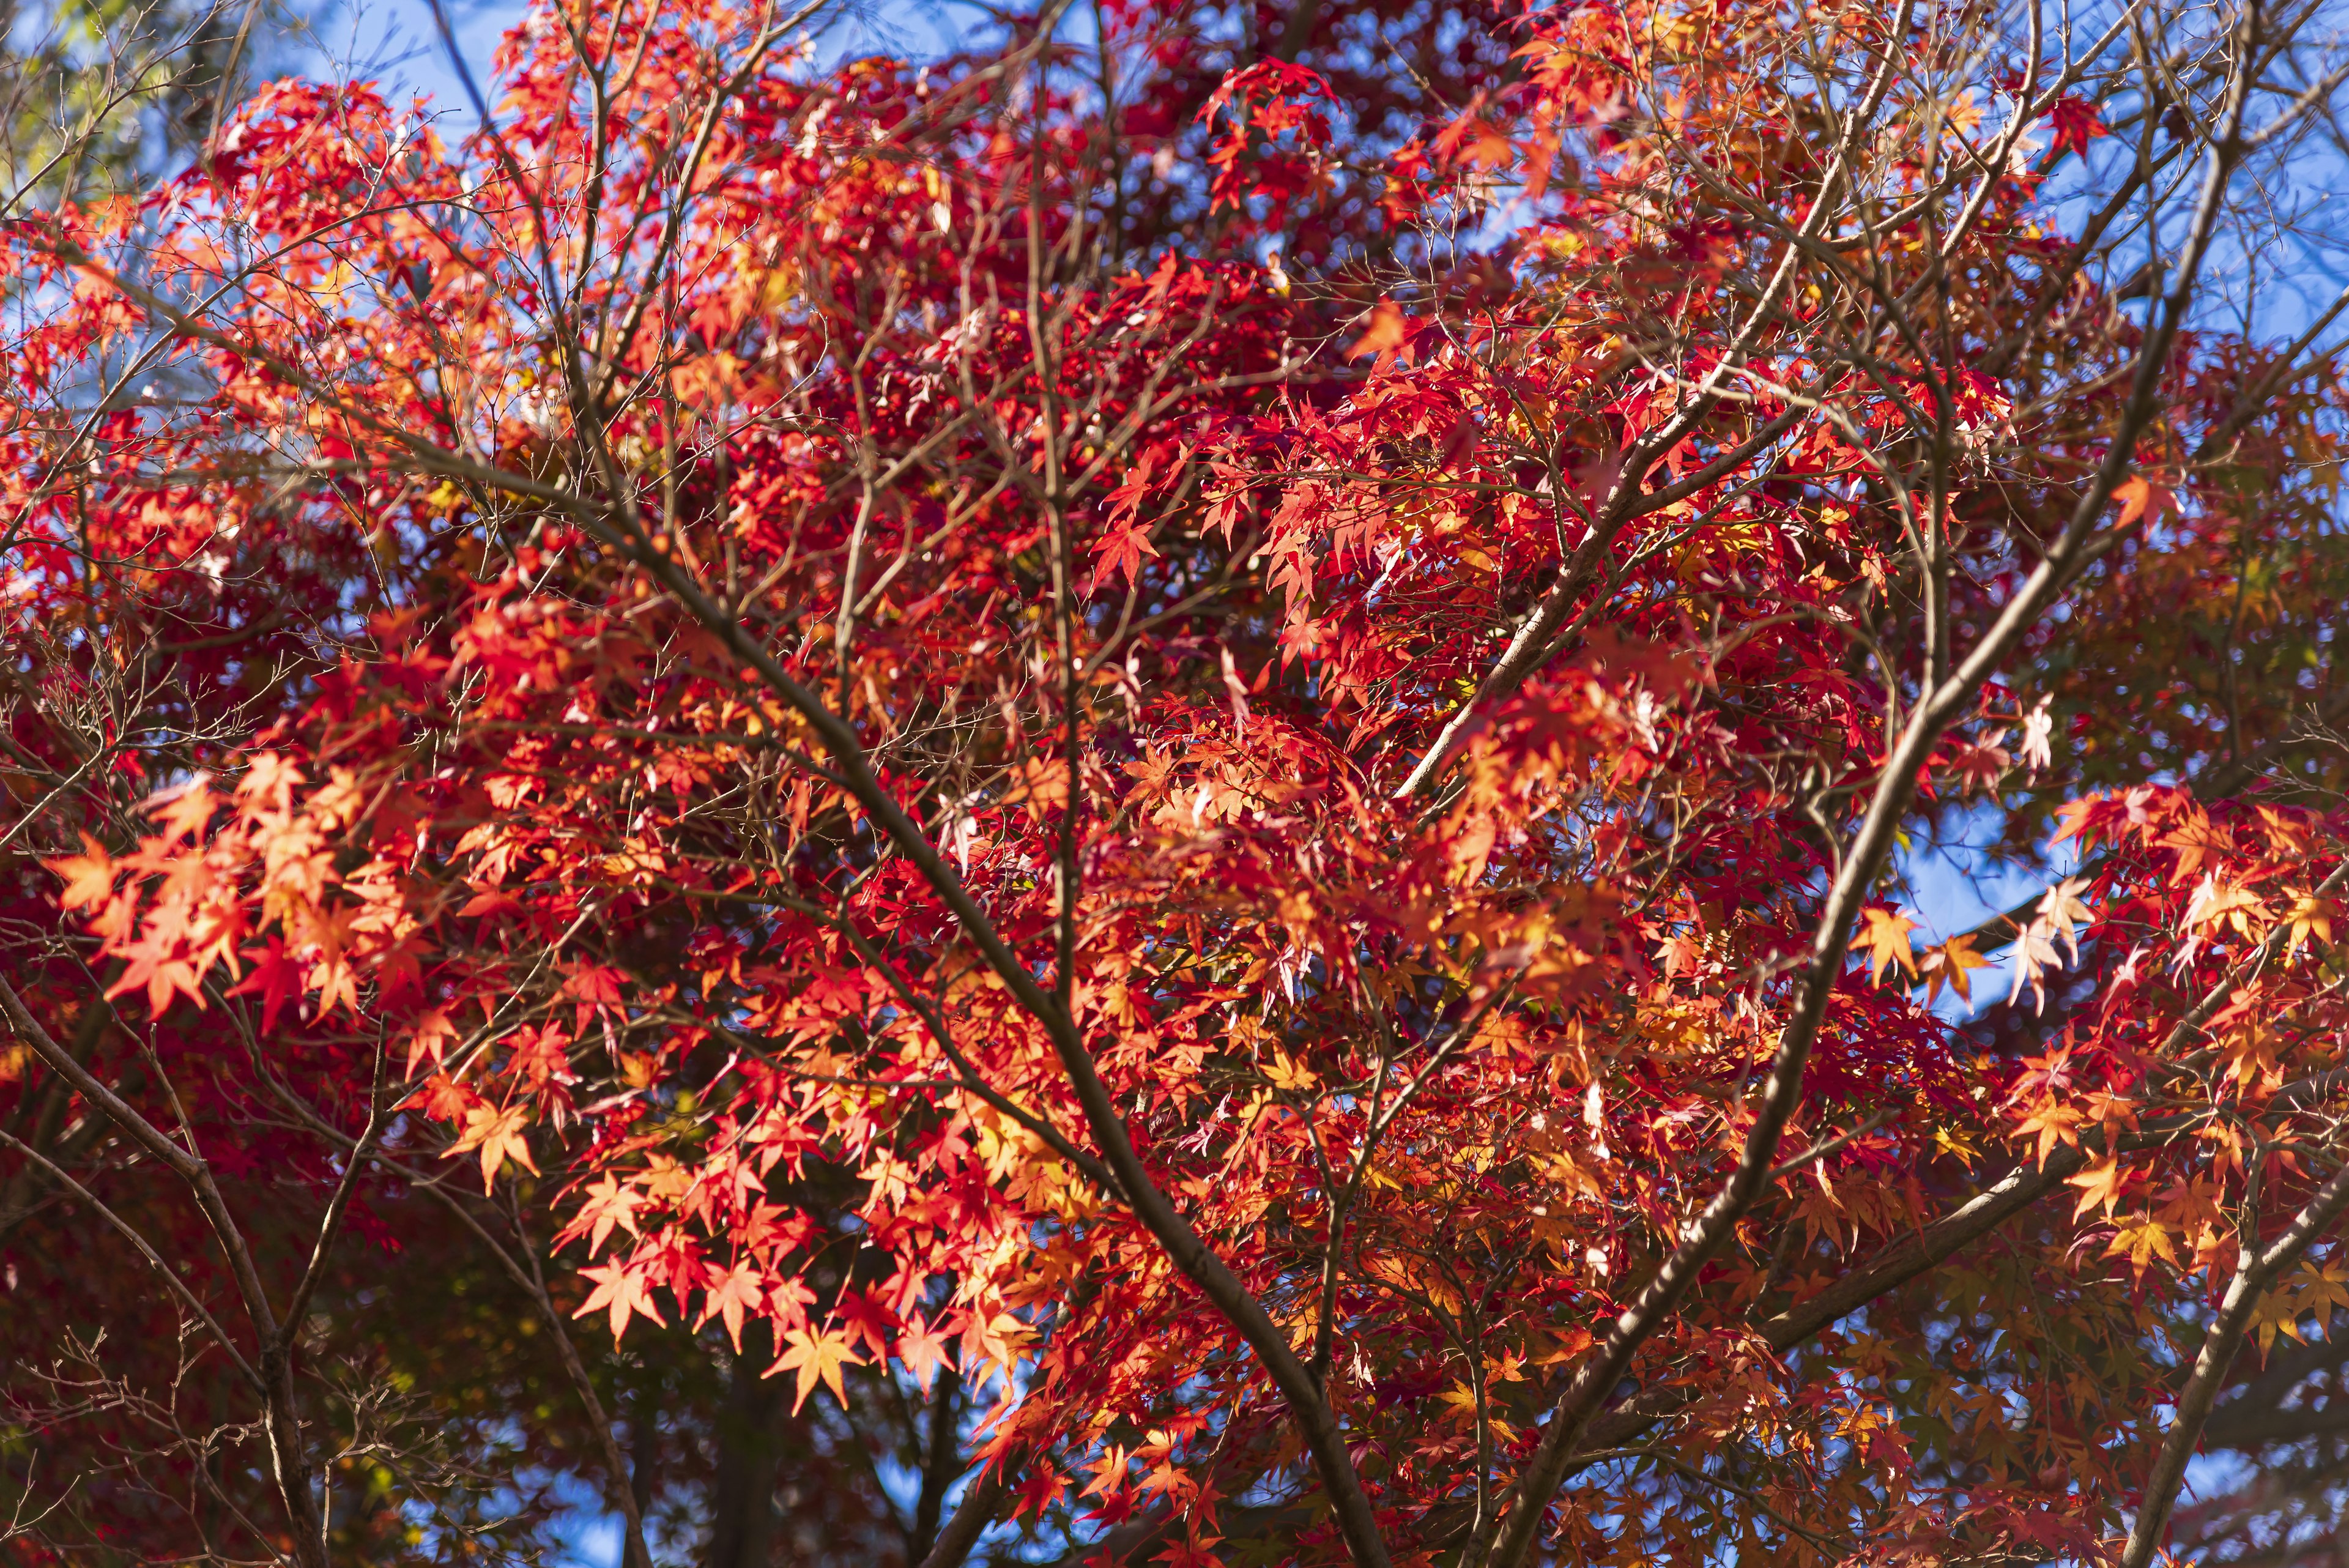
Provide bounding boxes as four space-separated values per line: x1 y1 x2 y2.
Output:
2285 890 2334 956
1859 907 1918 987
1263 1051 1318 1091
2292 1257 2349 1339
2249 1286 2309 1356
770 1327 866 1414
2104 1216 2178 1280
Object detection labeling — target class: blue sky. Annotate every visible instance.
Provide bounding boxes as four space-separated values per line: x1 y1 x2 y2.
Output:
283 0 963 126
287 0 518 123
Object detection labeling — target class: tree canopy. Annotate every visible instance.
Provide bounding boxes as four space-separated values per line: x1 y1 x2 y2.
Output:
7 0 2349 1563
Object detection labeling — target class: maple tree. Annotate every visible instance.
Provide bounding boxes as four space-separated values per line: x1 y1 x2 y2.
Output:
9 0 2349 1562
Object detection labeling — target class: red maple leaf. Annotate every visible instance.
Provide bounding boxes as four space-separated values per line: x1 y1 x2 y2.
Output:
2046 95 2110 158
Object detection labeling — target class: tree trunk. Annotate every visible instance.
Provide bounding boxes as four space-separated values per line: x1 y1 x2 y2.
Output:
707 1322 782 1568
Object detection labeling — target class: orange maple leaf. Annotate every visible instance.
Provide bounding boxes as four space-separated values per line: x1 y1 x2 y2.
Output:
572 1172 644 1255
146 777 220 844
894 1313 954 1395
2013 1098 2085 1164
2284 890 2333 956
2113 474 2176 529
2066 1156 2126 1219
697 1261 766 1352
236 751 304 819
1858 907 1918 986
575 1259 666 1340
1919 934 1989 1005
105 927 206 1016
2104 1216 2179 1280
768 1326 864 1413
48 833 116 911
402 1007 459 1076
2158 811 2230 883
445 1102 539 1192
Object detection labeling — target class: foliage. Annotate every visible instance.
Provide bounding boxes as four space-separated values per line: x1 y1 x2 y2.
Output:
6 0 2349 1564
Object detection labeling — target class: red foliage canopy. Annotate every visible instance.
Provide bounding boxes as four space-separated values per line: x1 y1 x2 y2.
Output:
6 0 2349 1564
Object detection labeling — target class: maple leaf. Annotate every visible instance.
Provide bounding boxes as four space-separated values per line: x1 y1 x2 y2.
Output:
1932 1124 1983 1164
444 1102 540 1193
1011 1463 1067 1521
2113 474 2176 529
573 1172 644 1255
1919 934 1989 1005
1263 1051 1317 1091
2066 1157 2126 1219
1219 644 1253 737
2035 877 2095 957
2104 1216 2179 1280
228 936 305 1031
575 1259 666 1340
2018 696 2055 773
236 751 304 819
1080 1444 1133 1501
1134 1451 1199 1506
2156 809 2229 880
697 1261 766 1352
2183 874 2265 940
2250 1287 2310 1356
2153 1172 2227 1235
1154 1528 1228 1568
1091 519 1161 592
403 1006 459 1076
562 963 626 1031
2013 1098 2085 1164
48 833 116 910
895 1313 955 1395
2045 95 2110 158
2008 921 2064 1014
768 1326 865 1414
1942 739 2011 795
146 775 219 844
404 1072 480 1123
105 927 205 1016
1433 108 1513 170
2218 1020 2284 1090
833 1290 897 1360
2296 1258 2349 1339
1857 907 1918 986
959 1309 1036 1375
2050 794 2102 850
1091 457 1165 592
